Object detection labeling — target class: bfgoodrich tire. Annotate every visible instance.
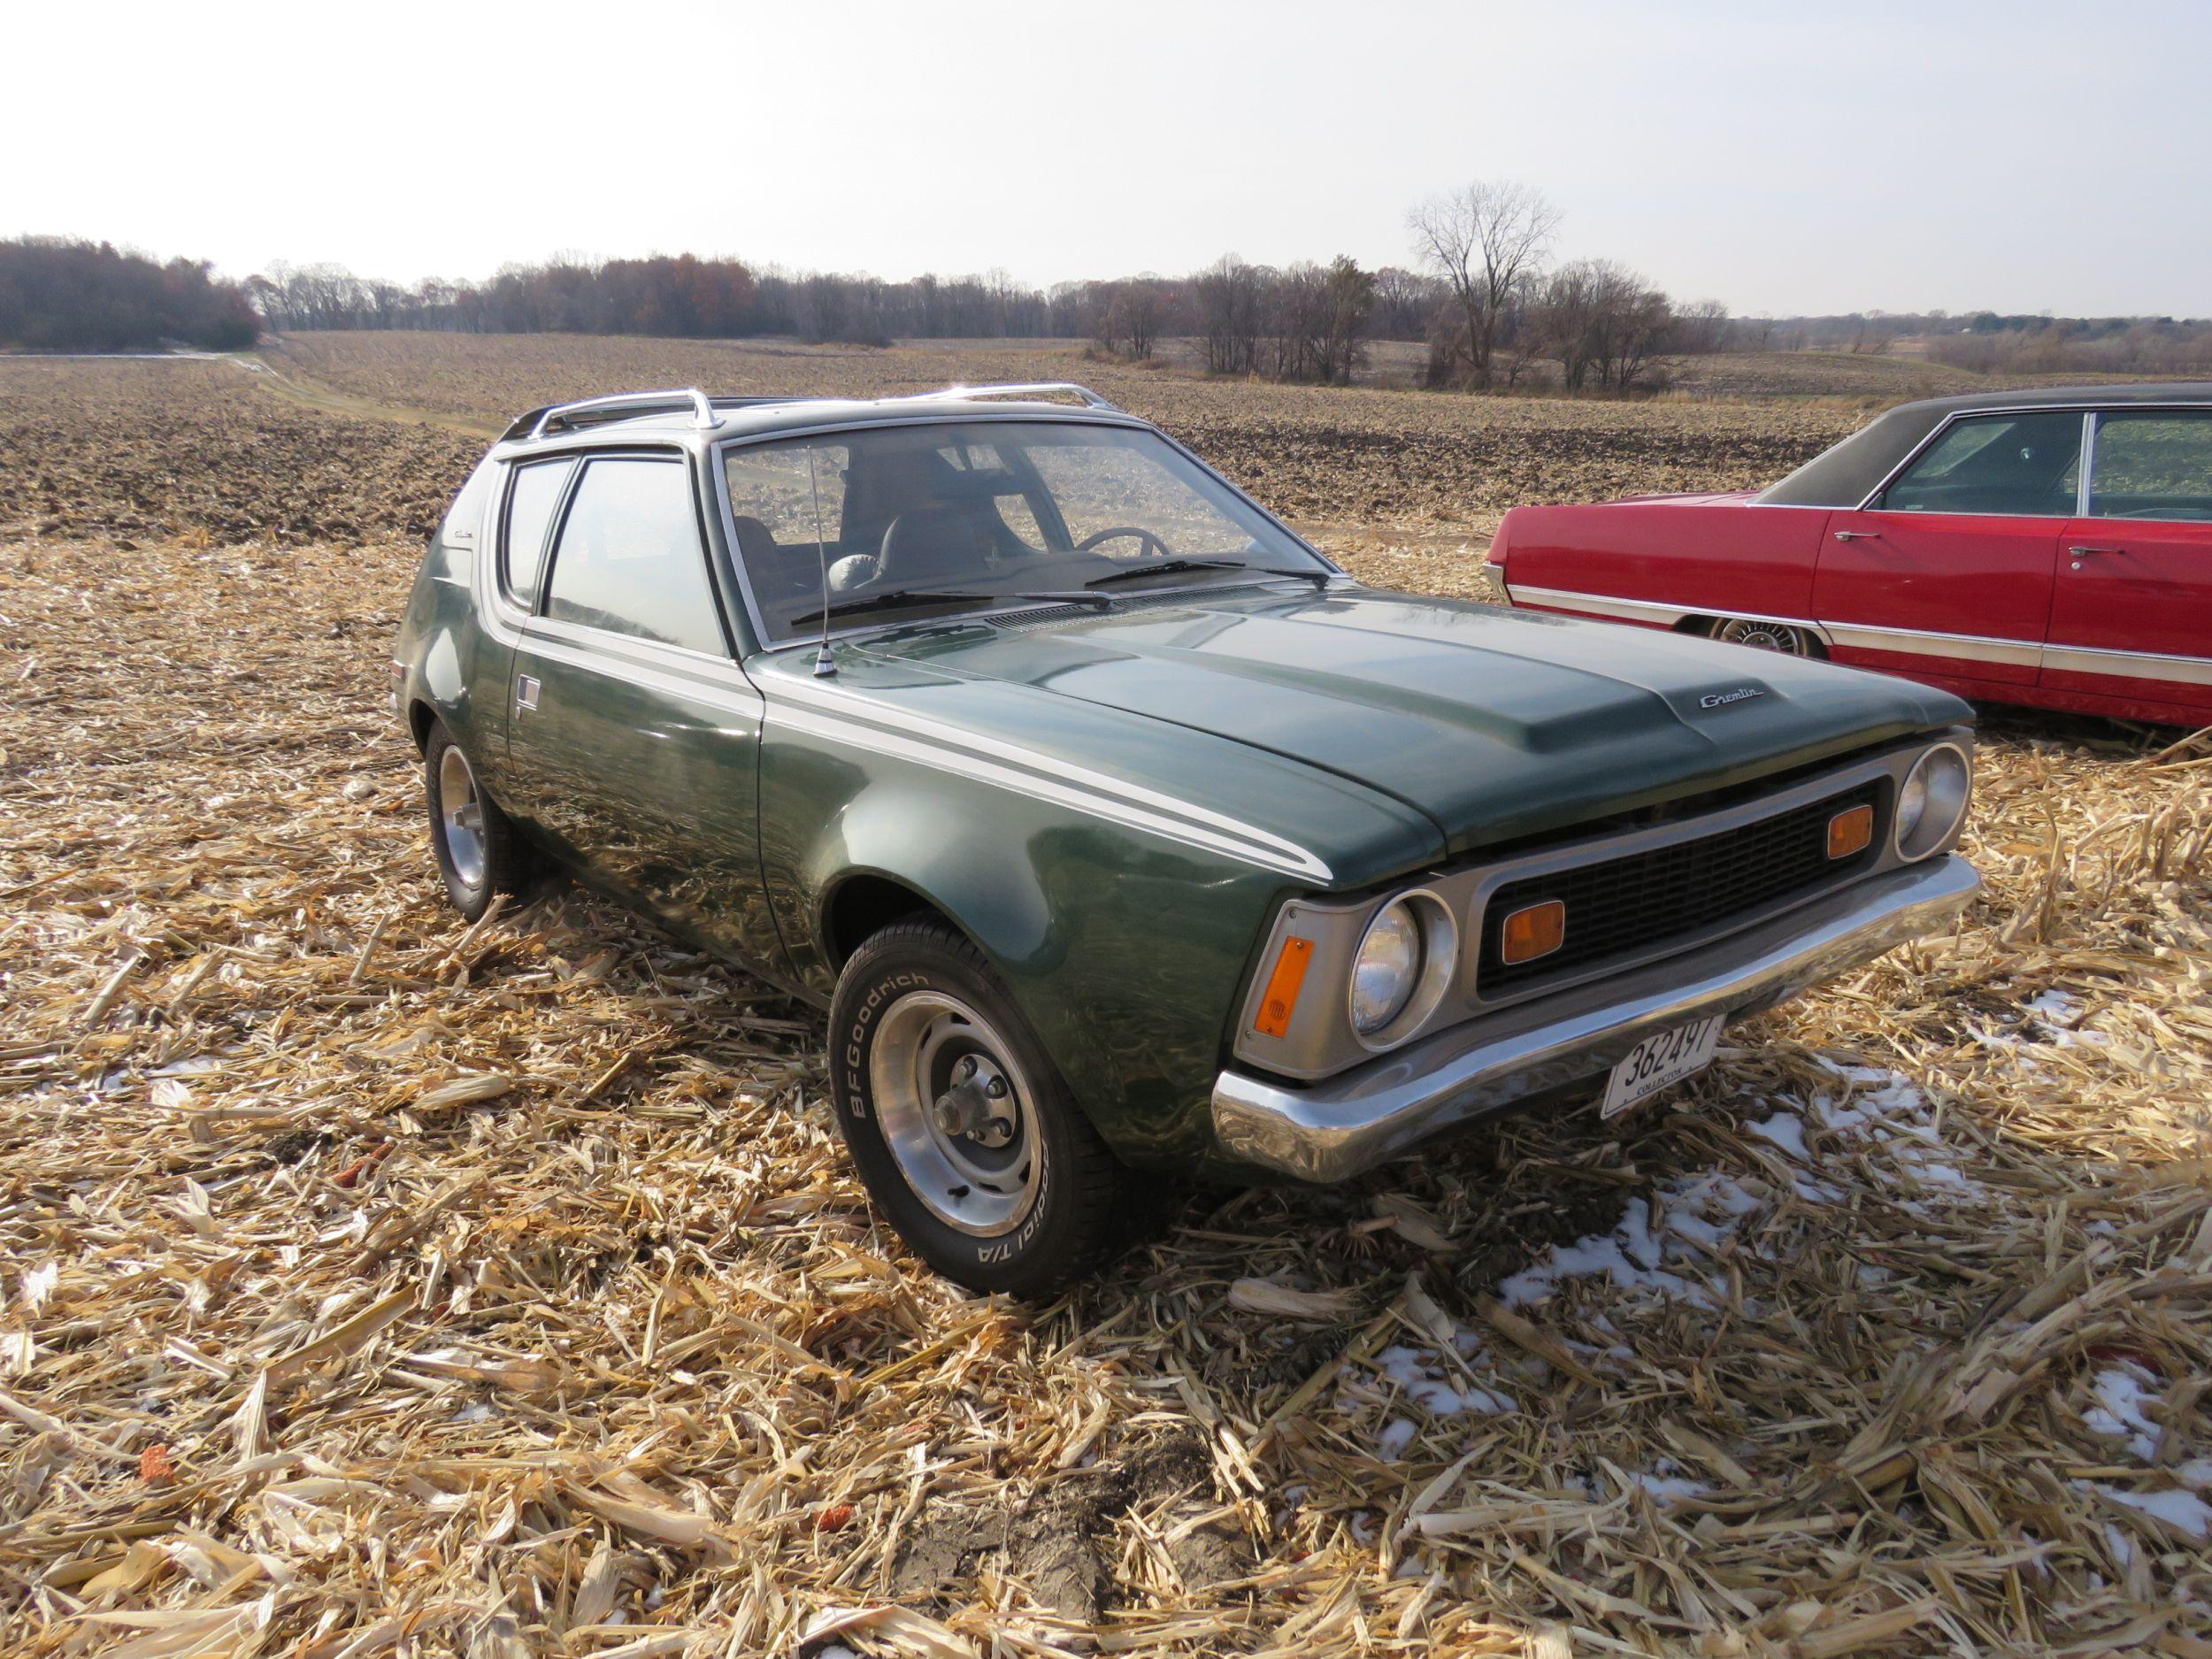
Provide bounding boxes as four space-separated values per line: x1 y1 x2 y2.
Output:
422 719 532 921
829 918 1129 1296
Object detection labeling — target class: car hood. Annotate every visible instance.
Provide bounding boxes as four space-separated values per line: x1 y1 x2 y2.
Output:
820 582 1968 877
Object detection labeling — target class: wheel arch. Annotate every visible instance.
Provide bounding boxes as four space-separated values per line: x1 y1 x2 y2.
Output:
819 870 964 972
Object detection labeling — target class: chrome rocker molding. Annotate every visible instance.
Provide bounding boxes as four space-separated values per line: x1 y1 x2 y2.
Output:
1210 854 1978 1182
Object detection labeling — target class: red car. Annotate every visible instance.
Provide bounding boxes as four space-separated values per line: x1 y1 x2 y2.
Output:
1493 384 2212 726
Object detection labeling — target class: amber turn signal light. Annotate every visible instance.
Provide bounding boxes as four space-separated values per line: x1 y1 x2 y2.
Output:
1499 899 1566 965
1254 936 1315 1038
1827 803 1874 860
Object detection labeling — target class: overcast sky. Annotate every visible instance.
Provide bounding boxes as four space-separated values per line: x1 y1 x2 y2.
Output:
10 0 2207 318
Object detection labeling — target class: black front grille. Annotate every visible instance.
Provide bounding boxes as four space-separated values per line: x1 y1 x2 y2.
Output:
1476 780 1886 996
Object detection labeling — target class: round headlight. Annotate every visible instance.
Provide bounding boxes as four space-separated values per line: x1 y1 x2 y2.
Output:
1349 902 1421 1034
1894 743 1971 861
1347 891 1459 1044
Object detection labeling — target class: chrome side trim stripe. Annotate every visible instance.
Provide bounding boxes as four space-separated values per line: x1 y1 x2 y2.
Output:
766 683 1333 882
2043 641 2212 687
1505 584 1835 648
1509 583 2212 690
1505 583 1689 626
1820 621 2043 669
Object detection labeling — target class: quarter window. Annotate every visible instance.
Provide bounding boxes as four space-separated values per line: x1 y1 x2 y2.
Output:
2089 411 2212 522
541 457 725 655
1880 411 2082 518
502 458 576 606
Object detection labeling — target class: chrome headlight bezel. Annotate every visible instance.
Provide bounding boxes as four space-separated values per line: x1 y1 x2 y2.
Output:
1348 889 1458 1049
1893 741 1971 861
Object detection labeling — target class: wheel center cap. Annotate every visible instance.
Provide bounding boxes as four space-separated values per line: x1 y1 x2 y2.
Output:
930 1054 1018 1147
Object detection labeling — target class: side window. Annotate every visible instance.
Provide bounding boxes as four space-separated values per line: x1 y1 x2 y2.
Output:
2089 412 2212 522
502 458 576 607
1880 411 2082 518
541 457 725 655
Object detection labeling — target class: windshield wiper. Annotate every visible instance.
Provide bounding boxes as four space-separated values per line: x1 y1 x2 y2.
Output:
1083 557 1244 588
1085 557 1333 590
789 588 1002 628
790 587 1110 630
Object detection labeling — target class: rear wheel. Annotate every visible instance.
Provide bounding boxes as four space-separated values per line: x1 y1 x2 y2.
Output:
423 720 530 920
829 918 1129 1295
1708 616 1820 657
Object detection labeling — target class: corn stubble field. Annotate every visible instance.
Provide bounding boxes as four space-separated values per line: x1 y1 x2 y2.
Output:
2 342 2209 1659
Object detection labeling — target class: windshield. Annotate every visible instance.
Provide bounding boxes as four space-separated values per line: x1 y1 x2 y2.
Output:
721 419 1327 643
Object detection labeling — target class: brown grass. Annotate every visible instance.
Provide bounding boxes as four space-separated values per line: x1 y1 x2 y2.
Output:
3 348 2210 1657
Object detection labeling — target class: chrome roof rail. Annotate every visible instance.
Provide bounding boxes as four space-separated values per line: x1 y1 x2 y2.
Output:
527 388 723 440
887 381 1120 411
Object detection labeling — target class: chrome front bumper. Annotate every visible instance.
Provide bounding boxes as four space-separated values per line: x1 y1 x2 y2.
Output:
1210 855 1978 1182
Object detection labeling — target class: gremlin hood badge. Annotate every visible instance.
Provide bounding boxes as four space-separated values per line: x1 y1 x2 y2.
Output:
1698 686 1766 710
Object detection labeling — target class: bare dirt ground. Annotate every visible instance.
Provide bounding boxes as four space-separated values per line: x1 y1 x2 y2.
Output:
4 347 2210 1658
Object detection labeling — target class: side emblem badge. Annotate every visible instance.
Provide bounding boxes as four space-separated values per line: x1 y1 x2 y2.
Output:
1699 687 1765 710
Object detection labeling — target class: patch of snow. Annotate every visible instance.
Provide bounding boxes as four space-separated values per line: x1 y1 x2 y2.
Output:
1625 1470 1709 1505
1372 1345 1517 1417
2084 1481 2212 1540
1747 1111 1809 1160
1376 1417 1417 1460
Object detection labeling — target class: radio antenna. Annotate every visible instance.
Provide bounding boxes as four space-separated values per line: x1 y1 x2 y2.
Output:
805 445 836 679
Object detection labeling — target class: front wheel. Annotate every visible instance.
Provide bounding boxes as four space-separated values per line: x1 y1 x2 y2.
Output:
423 720 531 920
828 918 1129 1295
1708 616 1821 657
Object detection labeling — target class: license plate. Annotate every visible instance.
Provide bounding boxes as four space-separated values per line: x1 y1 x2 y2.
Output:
1601 1017 1722 1118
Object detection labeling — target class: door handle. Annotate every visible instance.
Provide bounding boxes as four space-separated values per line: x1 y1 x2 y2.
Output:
1832 529 1882 541
516 674 541 712
2067 545 2122 557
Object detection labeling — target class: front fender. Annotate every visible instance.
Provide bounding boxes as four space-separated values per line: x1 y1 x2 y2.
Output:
760 733 1294 1171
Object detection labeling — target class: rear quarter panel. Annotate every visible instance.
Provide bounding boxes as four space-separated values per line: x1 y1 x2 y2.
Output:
1501 496 1831 625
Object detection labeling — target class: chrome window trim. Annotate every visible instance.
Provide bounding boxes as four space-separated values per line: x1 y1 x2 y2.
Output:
2078 411 2097 518
709 411 1340 657
1853 401 2212 516
2083 407 2212 524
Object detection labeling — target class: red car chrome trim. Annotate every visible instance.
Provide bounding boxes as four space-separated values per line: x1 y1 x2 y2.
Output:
2042 641 2212 687
1506 583 1833 647
1509 584 2212 687
1821 621 2043 668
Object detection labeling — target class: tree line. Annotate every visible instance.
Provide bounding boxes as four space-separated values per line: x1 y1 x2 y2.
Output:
0 237 258 351
240 183 1726 393
13 204 2209 388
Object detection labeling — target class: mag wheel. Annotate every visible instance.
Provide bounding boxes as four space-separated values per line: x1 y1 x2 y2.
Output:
423 720 530 920
829 917 1129 1295
1709 616 1820 657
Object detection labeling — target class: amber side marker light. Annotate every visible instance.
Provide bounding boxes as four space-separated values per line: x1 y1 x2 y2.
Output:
1828 803 1875 860
1500 899 1566 965
1254 937 1315 1038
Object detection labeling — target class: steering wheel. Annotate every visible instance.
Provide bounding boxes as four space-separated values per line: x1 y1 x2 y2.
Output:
1075 526 1173 561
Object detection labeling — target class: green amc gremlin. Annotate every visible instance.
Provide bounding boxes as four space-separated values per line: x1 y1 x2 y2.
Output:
392 382 1979 1294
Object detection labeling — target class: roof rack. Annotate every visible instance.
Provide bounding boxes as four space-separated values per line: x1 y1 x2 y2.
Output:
525 388 722 441
887 381 1120 411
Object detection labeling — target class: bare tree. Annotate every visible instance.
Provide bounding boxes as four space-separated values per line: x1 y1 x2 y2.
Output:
1407 180 1561 388
1539 259 1672 392
1668 297 1730 355
1193 254 1267 374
